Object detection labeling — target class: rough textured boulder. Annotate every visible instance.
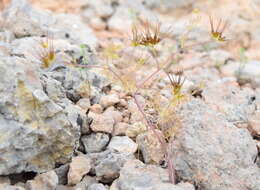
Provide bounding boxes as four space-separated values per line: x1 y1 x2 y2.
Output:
170 98 260 190
117 159 193 190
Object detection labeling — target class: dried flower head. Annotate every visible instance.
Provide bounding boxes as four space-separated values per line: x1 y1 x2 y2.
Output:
131 19 162 47
209 16 228 42
167 70 186 96
37 31 56 68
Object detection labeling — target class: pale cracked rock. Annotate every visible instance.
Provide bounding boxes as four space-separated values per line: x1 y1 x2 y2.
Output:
108 136 138 154
113 122 131 136
202 79 256 125
136 130 164 164
81 133 110 153
68 155 91 185
103 109 123 124
117 159 189 190
100 94 120 108
26 171 58 190
125 122 147 138
171 98 260 190
89 112 115 134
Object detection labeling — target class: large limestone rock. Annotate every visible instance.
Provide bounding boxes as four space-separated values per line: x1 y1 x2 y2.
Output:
0 57 80 175
170 98 260 190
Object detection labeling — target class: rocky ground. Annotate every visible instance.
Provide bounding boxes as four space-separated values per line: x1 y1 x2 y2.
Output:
0 0 259 190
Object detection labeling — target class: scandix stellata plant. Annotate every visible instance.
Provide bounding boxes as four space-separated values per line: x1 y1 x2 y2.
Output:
94 12 228 184
39 11 229 184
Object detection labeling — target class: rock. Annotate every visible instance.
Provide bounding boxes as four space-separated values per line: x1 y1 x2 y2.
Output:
110 179 119 190
81 0 113 19
113 122 131 136
0 58 80 175
142 0 195 11
73 176 98 190
0 184 26 190
26 171 58 190
202 79 256 125
117 159 186 190
67 155 91 185
100 94 120 108
89 112 115 134
0 176 10 185
248 111 260 137
55 164 69 185
88 150 134 183
2 0 98 47
81 133 110 153
107 1 155 32
209 49 231 65
103 109 123 124
52 14 98 48
136 130 164 164
176 182 195 190
56 185 73 190
88 183 108 190
125 122 147 138
77 98 91 111
89 104 103 114
2 0 48 38
108 136 138 154
170 98 260 190
221 61 260 87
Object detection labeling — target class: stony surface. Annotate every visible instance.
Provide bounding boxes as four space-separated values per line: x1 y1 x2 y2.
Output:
0 0 260 189
170 98 260 190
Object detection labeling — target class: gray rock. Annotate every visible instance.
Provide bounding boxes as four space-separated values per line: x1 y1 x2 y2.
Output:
88 150 134 183
142 0 195 11
107 0 156 32
88 183 108 190
221 61 260 87
74 175 98 190
0 57 80 175
202 79 257 125
55 164 69 185
2 0 49 38
2 0 97 47
108 136 138 154
117 159 188 190
81 133 110 153
170 98 260 190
